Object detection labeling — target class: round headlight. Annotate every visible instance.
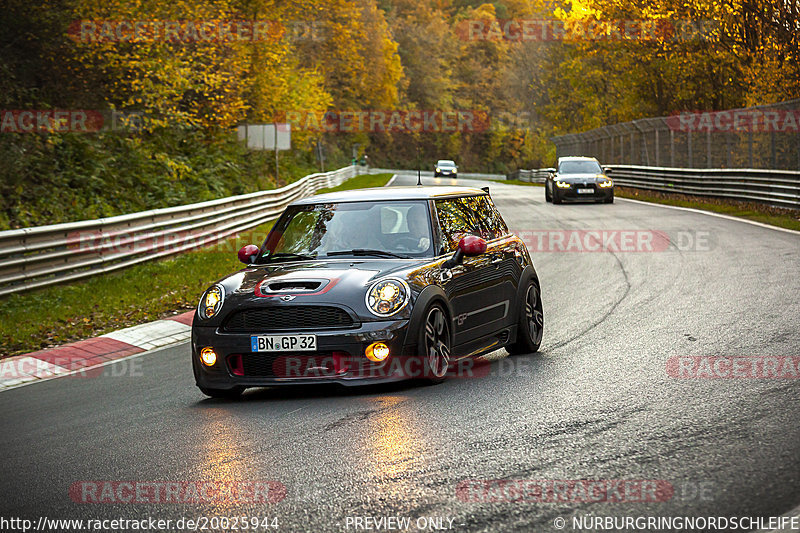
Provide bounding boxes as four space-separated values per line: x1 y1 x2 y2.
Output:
366 279 410 317
198 285 225 319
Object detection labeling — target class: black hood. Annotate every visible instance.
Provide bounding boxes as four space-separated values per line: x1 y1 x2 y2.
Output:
211 258 435 322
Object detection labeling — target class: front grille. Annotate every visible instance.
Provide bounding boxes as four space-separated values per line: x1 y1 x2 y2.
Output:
241 351 338 378
223 306 355 332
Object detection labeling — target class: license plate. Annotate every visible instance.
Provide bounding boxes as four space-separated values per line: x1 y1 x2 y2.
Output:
577 188 594 194
251 334 317 352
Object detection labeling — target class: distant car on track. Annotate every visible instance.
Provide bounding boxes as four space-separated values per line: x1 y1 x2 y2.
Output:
192 186 543 398
434 160 458 178
545 156 614 204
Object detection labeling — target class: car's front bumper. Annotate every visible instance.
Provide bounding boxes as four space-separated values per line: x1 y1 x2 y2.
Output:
435 170 457 177
192 319 421 389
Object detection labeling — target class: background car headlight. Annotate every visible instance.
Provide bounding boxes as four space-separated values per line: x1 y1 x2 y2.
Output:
436 167 441 173
199 285 224 319
598 179 613 188
366 279 410 317
556 180 571 188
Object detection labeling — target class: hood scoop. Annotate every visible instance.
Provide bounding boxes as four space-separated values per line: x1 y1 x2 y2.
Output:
262 279 326 293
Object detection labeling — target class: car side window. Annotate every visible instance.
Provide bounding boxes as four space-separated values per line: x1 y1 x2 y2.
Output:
449 195 506 241
434 198 481 252
476 196 508 240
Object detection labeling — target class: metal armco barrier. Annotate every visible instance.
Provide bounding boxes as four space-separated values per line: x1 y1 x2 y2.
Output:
507 169 554 183
0 166 356 297
508 165 800 209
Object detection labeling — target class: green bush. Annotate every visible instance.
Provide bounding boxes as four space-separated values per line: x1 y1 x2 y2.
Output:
0 128 346 230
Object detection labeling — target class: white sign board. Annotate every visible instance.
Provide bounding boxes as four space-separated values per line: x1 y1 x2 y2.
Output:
237 123 291 151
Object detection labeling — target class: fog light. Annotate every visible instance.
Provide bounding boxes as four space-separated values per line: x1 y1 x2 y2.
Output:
200 347 217 367
365 342 390 362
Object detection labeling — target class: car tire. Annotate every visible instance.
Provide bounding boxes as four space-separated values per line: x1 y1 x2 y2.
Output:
545 186 552 202
199 386 245 399
418 303 451 383
552 190 562 204
507 281 544 355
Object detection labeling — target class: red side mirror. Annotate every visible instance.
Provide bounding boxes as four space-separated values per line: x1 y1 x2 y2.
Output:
238 244 260 264
458 235 487 256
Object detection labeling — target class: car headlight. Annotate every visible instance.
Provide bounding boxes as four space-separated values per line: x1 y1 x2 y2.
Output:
198 285 224 319
366 278 410 317
598 179 613 188
556 180 571 188
436 167 441 173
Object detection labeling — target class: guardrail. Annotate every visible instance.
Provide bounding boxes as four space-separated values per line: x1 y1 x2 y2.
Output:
507 168 554 183
0 166 356 297
508 165 800 209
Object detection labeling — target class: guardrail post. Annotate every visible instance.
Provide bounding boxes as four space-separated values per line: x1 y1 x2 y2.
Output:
630 132 635 165
655 130 660 167
771 131 777 169
670 129 675 167
726 133 732 168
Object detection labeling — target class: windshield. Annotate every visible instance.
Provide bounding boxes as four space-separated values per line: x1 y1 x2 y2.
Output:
559 160 602 174
261 201 433 260
437 160 456 168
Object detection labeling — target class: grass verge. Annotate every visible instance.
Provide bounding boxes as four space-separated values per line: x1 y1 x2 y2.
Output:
0 173 393 358
615 187 800 232
502 179 544 187
316 171 394 193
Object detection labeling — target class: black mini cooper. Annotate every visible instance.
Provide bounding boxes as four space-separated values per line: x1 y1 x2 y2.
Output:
192 186 543 398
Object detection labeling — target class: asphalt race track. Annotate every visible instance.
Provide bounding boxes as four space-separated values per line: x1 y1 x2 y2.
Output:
1 173 799 532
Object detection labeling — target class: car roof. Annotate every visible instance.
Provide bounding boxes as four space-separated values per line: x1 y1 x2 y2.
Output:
558 156 599 162
437 160 455 164
292 186 486 205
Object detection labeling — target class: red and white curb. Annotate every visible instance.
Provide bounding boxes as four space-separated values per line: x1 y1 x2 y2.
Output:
0 311 194 392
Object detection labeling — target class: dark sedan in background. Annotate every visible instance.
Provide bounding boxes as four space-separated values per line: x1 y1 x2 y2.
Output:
192 186 543 398
545 156 614 204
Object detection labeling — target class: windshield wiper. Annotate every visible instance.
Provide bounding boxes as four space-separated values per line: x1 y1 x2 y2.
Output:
326 249 410 259
264 252 317 263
